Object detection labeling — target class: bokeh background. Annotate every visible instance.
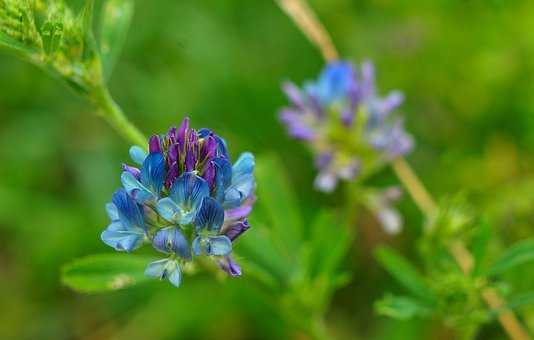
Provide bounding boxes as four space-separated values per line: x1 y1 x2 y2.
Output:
1 0 534 339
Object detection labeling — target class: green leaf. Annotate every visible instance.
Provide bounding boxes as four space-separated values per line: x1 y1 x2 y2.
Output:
255 154 303 258
61 253 157 293
99 0 134 81
489 238 534 276
471 217 492 276
238 219 293 283
309 210 353 277
375 294 432 320
502 291 534 313
375 246 434 301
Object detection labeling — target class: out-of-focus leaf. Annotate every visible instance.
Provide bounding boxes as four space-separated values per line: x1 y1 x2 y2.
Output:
309 209 353 277
501 291 534 313
61 253 156 293
238 219 293 284
255 154 303 258
489 239 534 276
471 217 492 276
375 294 432 320
99 0 134 80
375 246 434 301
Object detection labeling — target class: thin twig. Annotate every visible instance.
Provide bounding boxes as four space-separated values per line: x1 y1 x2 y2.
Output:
274 1 531 339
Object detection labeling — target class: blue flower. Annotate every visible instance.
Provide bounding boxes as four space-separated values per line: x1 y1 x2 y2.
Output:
156 172 209 225
152 227 192 260
192 197 232 256
144 258 182 287
102 118 255 287
101 189 146 252
121 152 166 203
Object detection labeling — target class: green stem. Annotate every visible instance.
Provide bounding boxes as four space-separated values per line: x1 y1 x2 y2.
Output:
91 85 147 147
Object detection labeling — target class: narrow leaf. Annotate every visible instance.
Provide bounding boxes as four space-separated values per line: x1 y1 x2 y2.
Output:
489 239 534 275
471 217 491 276
375 293 432 320
310 210 353 277
255 154 303 257
99 0 134 80
61 253 157 293
375 246 434 301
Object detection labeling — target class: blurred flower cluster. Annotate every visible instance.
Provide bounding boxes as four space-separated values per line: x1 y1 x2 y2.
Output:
280 61 414 192
101 118 256 287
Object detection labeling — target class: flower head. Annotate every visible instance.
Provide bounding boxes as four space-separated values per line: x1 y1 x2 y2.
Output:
101 117 256 287
280 60 414 192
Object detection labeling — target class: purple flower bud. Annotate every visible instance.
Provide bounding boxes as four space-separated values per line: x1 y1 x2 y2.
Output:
224 219 250 241
149 135 161 153
185 146 197 172
167 126 177 143
218 256 241 277
200 135 217 161
168 143 180 164
202 161 216 189
165 162 179 188
177 117 190 146
122 164 141 179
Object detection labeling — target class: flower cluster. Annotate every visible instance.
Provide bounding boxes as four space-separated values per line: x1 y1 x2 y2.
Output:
101 118 255 287
279 61 414 192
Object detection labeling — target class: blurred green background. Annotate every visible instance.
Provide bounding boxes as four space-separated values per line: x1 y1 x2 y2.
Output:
1 0 534 339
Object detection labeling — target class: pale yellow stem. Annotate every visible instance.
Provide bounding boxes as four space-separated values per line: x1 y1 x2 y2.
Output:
275 0 338 62
274 1 531 338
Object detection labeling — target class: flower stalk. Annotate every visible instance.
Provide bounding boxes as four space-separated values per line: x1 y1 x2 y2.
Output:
275 0 531 339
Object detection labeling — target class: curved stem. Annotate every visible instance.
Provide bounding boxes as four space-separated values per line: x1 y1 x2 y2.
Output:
275 1 531 339
91 85 147 147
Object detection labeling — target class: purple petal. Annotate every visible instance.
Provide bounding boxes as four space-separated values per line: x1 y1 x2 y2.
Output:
224 219 250 241
167 126 177 143
165 162 179 188
282 81 305 108
168 143 180 164
202 161 216 189
149 135 161 153
279 109 316 140
200 135 217 161
314 153 333 170
218 256 242 277
177 117 190 146
225 204 253 221
122 164 141 179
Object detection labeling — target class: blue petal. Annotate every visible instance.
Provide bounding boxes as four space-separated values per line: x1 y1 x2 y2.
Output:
129 146 147 165
144 259 182 287
168 266 182 287
194 197 225 233
140 152 166 196
152 227 191 260
192 236 203 256
144 259 169 279
232 152 255 176
207 235 232 256
121 171 155 203
106 202 119 221
315 61 355 105
214 135 230 159
101 221 145 252
223 153 255 209
169 172 209 224
213 157 232 202
112 188 145 230
155 197 183 224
